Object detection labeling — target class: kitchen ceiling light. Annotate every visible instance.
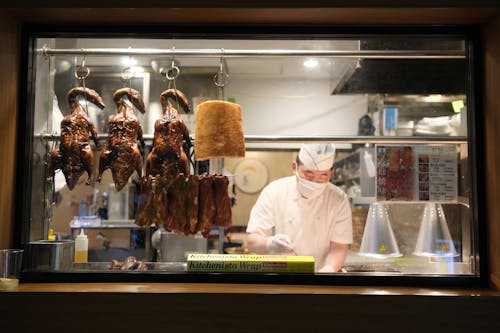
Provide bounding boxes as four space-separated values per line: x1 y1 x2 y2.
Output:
122 57 138 66
422 94 444 102
303 59 319 68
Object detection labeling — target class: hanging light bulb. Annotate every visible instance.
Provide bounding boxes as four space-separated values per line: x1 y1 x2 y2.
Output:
413 203 458 257
358 202 402 258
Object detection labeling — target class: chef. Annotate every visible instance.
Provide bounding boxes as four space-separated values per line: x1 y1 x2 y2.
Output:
246 143 353 272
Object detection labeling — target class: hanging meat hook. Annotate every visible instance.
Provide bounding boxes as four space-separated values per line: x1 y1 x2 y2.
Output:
214 51 229 100
73 55 92 115
74 55 90 84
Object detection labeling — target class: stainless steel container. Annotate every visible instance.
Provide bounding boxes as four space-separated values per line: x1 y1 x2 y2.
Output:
27 240 75 271
159 232 207 262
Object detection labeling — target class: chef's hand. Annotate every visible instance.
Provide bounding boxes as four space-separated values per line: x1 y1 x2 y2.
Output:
318 264 335 273
266 234 294 253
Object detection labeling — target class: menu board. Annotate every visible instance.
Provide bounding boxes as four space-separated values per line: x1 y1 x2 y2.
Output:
376 145 457 201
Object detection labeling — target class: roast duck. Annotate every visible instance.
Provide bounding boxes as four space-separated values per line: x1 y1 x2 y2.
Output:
109 256 147 271
135 89 233 236
145 89 192 179
135 88 193 228
97 88 146 191
48 87 105 190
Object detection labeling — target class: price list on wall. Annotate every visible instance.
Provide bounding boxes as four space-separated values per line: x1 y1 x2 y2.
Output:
417 146 457 201
376 145 457 201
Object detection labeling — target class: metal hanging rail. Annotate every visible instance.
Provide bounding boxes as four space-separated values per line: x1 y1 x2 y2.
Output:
38 47 465 59
37 133 468 145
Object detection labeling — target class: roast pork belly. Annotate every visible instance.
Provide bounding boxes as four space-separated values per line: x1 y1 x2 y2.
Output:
195 100 245 161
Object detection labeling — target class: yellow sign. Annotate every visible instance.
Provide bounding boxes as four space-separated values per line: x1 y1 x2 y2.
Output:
187 254 315 273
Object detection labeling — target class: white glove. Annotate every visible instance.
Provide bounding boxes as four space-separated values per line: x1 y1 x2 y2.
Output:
318 264 335 273
266 234 294 253
151 229 162 250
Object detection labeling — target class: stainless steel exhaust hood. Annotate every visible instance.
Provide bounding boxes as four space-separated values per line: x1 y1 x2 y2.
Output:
332 58 466 95
332 39 467 95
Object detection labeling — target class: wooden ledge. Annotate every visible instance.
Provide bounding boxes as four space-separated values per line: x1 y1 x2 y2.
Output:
8 282 500 296
5 8 500 25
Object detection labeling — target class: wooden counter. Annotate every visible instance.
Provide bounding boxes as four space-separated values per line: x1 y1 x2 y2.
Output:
7 282 500 296
2 283 500 332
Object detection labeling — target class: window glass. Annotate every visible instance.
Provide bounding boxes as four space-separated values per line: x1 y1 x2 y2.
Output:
24 34 476 280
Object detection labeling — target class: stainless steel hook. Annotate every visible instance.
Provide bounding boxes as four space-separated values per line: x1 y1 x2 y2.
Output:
74 55 90 81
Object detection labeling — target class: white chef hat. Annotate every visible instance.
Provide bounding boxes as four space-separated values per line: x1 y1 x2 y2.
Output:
298 143 336 170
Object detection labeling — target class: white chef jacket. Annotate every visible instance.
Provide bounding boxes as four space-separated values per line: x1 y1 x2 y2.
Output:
246 176 353 271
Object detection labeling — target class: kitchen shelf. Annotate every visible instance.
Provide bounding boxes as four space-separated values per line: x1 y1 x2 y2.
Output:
70 219 144 229
332 148 361 164
332 176 360 184
332 148 362 187
351 196 377 205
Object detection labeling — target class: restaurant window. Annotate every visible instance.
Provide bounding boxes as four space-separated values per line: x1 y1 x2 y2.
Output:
17 27 482 285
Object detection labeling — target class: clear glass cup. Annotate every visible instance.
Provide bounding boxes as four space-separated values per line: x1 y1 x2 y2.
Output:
0 249 24 291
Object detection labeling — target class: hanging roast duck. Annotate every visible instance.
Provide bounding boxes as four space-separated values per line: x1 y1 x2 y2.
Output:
136 88 192 227
48 87 105 190
145 88 192 179
97 88 146 191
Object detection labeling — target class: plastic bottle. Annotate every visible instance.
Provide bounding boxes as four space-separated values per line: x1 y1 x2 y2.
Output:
74 229 88 263
78 200 89 216
47 228 56 241
383 107 398 136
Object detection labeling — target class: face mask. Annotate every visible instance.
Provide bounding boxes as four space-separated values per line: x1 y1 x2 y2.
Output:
295 170 328 199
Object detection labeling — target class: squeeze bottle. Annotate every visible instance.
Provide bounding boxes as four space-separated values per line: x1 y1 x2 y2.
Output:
74 229 88 263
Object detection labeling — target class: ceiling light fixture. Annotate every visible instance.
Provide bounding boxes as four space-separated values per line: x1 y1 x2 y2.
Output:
422 94 443 102
122 57 138 66
303 59 319 68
